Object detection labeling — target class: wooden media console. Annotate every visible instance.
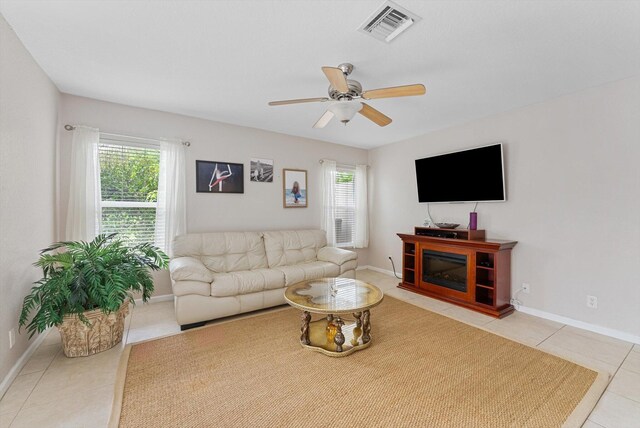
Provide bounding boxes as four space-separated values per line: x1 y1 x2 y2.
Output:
398 227 517 318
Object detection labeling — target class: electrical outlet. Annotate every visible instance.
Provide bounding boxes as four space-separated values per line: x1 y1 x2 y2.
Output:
9 328 16 349
522 283 530 294
587 295 598 309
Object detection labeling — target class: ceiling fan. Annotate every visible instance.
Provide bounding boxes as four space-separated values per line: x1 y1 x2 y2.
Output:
268 63 426 128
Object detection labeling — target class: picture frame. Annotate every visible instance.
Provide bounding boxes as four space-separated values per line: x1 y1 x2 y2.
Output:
283 169 307 208
196 160 244 193
250 158 274 182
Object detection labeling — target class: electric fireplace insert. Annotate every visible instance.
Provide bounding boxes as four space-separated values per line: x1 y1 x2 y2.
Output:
422 250 467 293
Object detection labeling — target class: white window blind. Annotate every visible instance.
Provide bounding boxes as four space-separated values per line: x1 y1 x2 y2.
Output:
335 165 356 247
98 139 160 247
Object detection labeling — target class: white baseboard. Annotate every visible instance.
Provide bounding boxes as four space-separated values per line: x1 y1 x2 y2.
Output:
133 294 174 305
358 265 402 279
363 264 639 345
517 305 640 345
1 294 175 398
0 328 50 399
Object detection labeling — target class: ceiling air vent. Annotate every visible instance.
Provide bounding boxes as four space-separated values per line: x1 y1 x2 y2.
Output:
358 1 421 43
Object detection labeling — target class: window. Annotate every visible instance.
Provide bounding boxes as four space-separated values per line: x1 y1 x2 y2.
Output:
98 138 161 247
335 165 356 247
321 160 368 248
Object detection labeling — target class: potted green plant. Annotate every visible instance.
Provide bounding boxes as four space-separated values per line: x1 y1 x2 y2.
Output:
20 233 168 357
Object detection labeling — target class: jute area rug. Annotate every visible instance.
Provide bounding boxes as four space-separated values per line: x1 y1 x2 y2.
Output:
110 297 607 428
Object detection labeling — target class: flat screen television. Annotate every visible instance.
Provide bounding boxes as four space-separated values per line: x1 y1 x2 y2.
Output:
415 143 506 203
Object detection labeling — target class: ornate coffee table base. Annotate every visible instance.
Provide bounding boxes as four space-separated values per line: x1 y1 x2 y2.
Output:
299 310 373 357
285 277 383 357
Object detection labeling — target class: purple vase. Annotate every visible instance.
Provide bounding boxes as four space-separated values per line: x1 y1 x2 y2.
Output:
469 212 478 230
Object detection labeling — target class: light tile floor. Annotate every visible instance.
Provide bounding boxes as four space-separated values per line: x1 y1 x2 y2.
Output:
1 269 639 427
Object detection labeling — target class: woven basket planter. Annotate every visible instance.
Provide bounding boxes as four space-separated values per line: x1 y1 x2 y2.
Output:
57 303 130 358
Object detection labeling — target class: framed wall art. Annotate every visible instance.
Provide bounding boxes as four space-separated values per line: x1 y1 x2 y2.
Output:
283 169 307 208
250 158 274 182
196 160 244 193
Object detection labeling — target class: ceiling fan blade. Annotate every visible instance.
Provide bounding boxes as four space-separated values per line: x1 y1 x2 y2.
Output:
362 84 426 100
321 66 349 93
268 97 329 106
358 103 392 127
313 110 335 129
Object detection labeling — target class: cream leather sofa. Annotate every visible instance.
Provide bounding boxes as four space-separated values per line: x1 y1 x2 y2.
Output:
169 230 357 329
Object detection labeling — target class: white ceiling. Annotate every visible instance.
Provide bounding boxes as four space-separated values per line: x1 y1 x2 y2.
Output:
1 1 639 149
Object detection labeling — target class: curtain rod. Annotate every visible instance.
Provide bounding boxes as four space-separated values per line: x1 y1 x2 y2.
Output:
319 159 369 168
64 124 191 147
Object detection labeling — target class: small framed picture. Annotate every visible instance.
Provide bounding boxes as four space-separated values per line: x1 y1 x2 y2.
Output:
250 158 274 182
283 169 307 208
196 160 244 193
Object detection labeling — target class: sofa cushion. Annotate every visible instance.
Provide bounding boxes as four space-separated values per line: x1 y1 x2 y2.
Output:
172 232 268 273
210 268 285 297
169 257 214 283
274 261 340 286
317 247 357 266
340 259 358 274
263 230 327 268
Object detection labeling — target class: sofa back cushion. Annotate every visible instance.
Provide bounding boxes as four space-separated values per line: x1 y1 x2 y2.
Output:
172 232 268 273
263 230 327 268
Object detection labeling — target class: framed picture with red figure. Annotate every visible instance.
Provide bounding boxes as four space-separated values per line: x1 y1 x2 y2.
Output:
196 160 244 193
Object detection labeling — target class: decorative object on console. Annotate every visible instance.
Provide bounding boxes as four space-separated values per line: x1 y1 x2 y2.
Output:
196 160 244 193
283 168 307 207
469 212 478 230
250 158 273 182
19 233 168 357
435 223 459 229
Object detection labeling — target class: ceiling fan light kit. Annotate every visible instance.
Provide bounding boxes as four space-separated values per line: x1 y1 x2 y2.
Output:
268 62 426 128
328 101 363 125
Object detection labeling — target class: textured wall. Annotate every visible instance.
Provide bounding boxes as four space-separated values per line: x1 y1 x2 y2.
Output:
0 15 60 385
368 76 640 337
58 95 370 295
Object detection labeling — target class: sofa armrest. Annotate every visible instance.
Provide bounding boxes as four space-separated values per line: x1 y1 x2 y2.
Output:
171 280 211 297
169 257 214 283
317 247 357 266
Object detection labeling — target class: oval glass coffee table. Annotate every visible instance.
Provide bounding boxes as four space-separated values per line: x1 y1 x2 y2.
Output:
284 277 384 357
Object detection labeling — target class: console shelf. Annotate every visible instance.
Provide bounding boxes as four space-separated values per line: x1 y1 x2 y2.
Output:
402 241 417 286
397 228 517 318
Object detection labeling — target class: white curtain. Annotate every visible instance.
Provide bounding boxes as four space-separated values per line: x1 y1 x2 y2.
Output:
320 159 337 246
155 140 186 255
66 126 101 241
354 164 369 248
